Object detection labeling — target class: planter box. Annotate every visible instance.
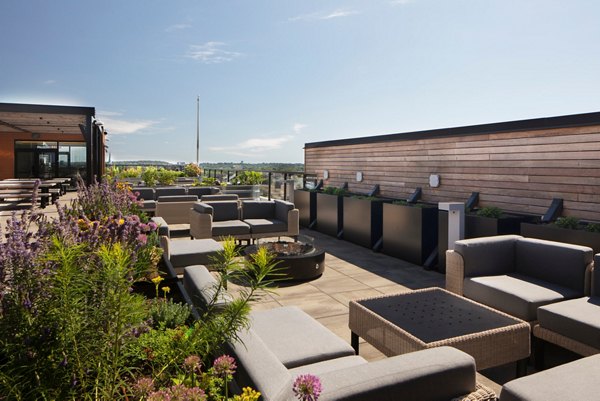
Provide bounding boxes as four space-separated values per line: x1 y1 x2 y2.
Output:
294 189 316 228
438 212 527 272
343 197 386 249
521 223 600 254
382 203 438 266
315 192 343 238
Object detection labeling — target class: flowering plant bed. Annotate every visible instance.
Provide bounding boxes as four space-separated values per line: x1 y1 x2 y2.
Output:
0 179 316 400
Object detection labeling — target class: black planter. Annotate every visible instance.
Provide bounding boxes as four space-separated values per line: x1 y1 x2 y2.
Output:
438 213 527 272
342 197 386 249
294 189 317 228
521 223 600 254
382 203 438 266
315 192 343 238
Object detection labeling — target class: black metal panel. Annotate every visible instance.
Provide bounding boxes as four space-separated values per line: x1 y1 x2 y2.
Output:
343 197 385 249
295 189 317 228
315 193 343 238
382 203 438 266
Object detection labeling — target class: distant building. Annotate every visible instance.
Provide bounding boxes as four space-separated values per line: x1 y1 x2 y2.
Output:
0 103 106 183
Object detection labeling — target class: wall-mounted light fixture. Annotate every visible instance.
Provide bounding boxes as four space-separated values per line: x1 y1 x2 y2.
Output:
429 174 441 188
323 170 329 180
356 172 363 182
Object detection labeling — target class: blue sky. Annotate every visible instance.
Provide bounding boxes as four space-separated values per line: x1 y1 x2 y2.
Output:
1 1 600 163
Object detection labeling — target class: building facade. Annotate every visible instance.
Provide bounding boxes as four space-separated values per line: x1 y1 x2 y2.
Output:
0 103 106 183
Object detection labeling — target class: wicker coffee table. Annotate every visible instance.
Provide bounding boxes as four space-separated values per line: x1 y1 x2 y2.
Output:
349 287 530 373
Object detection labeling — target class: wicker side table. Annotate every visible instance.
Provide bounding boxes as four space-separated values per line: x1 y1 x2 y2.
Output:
349 287 530 373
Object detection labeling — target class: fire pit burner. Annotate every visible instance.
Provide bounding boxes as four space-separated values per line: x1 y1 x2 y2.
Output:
244 239 325 281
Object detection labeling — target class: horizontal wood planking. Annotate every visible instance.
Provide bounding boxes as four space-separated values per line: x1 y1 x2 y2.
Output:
305 125 600 221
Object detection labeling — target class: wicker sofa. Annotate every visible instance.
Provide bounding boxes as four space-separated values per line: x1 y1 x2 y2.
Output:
531 253 600 358
229 306 495 401
189 199 299 241
446 235 594 322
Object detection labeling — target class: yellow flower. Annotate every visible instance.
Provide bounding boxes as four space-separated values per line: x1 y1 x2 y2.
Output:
118 218 125 225
151 276 164 285
161 286 170 294
232 387 261 401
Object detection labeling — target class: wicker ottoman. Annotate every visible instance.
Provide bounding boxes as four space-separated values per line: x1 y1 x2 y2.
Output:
349 287 530 372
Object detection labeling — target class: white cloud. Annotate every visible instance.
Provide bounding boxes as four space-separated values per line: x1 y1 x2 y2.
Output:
289 8 359 22
185 42 242 64
96 111 159 135
293 123 307 134
165 23 192 32
209 135 293 156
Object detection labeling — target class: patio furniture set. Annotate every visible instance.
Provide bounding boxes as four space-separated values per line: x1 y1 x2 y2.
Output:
154 194 600 401
0 177 71 209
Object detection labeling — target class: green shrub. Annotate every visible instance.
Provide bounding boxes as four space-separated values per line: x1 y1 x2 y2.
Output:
198 176 218 186
554 216 581 230
149 298 192 329
156 168 179 186
322 186 347 196
352 195 378 200
230 171 264 185
476 206 504 219
142 167 158 187
585 223 600 233
120 166 142 178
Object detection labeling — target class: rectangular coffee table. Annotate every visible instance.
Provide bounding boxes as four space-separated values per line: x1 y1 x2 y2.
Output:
349 287 530 373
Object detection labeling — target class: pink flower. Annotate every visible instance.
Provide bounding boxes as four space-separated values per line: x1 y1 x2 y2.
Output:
213 354 237 376
293 374 322 401
137 234 148 244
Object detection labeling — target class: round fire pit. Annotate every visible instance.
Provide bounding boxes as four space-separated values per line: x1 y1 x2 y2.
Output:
244 239 325 281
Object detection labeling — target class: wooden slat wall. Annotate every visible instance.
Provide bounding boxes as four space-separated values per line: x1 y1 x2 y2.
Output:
304 125 600 221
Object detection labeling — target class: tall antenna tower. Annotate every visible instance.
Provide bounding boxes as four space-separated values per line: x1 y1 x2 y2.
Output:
196 95 200 165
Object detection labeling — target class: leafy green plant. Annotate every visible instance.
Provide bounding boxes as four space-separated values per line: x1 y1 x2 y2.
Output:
157 168 180 186
120 166 142 178
586 223 600 233
322 186 347 196
196 176 218 186
230 171 264 185
352 195 378 200
476 206 504 219
149 298 192 329
142 166 158 187
554 216 581 230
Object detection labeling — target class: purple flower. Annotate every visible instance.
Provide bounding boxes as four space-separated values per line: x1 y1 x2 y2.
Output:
293 374 322 401
213 354 237 376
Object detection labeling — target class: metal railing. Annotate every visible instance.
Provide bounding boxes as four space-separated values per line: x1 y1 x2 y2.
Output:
203 169 317 200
